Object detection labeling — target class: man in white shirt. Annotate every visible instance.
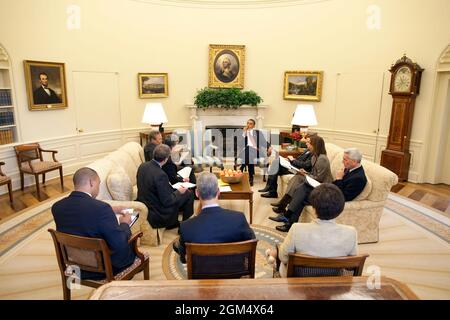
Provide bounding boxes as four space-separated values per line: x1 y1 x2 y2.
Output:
239 119 272 186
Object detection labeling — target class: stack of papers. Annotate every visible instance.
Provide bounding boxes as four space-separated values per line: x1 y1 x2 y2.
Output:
219 186 232 192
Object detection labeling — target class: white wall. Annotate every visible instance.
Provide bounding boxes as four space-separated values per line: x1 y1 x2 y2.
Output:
0 0 449 186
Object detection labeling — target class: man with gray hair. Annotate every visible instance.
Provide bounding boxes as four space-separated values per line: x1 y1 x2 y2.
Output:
333 148 367 201
137 144 194 230
173 172 255 263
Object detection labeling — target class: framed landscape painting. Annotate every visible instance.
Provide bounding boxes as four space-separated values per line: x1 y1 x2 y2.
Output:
283 71 323 101
24 60 68 110
208 44 245 89
138 73 168 98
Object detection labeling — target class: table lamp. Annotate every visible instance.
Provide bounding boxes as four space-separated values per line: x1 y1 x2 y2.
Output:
291 104 318 143
141 102 168 133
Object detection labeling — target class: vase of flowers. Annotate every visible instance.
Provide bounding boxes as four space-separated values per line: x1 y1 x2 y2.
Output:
290 131 302 148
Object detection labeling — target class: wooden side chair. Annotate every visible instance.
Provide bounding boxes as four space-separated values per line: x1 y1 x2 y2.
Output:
186 239 258 279
14 143 63 200
286 253 369 278
0 161 13 203
48 229 150 300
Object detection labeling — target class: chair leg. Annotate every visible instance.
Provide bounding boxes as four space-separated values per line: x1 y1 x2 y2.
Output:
35 174 41 201
62 278 71 300
42 173 46 185
20 172 24 190
59 167 64 191
7 181 13 203
143 261 150 280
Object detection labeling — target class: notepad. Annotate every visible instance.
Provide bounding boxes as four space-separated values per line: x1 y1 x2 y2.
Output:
219 186 232 192
116 209 139 227
218 179 230 187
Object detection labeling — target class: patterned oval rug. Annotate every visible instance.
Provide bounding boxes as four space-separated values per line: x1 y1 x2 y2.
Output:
162 225 285 279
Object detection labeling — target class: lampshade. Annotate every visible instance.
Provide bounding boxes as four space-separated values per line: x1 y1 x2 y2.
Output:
141 103 168 125
291 104 318 126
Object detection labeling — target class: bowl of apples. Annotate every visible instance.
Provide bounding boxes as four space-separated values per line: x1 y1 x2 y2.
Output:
219 169 244 184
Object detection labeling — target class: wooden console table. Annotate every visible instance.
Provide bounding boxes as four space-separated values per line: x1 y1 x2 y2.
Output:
139 131 173 146
89 277 418 300
278 147 305 158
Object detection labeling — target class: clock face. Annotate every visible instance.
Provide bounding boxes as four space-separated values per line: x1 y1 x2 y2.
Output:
393 66 412 93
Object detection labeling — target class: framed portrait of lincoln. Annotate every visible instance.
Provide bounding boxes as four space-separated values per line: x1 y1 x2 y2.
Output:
24 60 68 110
208 44 245 89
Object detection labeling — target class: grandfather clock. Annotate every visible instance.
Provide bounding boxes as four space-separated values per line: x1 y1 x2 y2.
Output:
380 55 423 181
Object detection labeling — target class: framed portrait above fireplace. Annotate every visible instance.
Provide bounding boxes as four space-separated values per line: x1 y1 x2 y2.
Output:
208 44 245 89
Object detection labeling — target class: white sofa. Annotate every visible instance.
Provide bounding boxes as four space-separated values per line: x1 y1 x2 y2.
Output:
279 143 398 244
87 142 163 246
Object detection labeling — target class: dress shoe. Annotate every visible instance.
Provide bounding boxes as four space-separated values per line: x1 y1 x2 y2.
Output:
272 206 286 214
276 224 292 232
270 201 282 207
269 215 288 223
261 192 278 198
258 186 271 193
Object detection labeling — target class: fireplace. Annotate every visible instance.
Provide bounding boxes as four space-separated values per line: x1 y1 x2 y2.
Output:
185 104 267 158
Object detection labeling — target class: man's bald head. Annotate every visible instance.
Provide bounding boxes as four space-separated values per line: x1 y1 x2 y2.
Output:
73 167 100 197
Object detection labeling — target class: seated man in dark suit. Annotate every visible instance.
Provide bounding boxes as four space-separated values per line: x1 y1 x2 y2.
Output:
173 172 255 263
273 148 367 232
51 167 135 280
143 129 163 162
137 144 194 230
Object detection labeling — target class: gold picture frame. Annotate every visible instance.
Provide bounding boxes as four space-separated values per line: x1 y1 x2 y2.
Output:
138 73 168 98
208 44 245 88
283 71 323 101
24 60 68 111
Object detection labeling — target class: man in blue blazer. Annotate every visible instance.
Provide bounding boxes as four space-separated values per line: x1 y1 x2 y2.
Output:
51 167 136 280
173 172 255 263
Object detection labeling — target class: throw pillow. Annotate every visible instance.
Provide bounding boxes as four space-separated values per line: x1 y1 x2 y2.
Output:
106 167 133 201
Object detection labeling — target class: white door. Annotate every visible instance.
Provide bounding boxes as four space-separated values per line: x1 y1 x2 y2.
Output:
73 71 121 134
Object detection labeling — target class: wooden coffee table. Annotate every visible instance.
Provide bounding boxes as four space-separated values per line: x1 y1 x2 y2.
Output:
218 172 254 224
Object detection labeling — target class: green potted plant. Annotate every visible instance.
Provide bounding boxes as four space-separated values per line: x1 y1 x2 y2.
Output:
194 87 263 109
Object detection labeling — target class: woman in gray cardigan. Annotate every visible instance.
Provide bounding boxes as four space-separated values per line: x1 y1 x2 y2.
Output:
271 135 332 215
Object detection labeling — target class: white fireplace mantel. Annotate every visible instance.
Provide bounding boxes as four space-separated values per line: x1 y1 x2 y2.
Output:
185 104 268 130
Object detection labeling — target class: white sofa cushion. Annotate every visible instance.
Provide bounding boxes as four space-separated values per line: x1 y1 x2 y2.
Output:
106 166 133 201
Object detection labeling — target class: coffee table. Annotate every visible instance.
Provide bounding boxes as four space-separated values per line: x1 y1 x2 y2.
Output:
218 172 254 224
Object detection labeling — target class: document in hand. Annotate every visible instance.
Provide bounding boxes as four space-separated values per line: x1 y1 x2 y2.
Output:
305 175 321 188
172 182 196 189
279 156 299 172
177 166 192 179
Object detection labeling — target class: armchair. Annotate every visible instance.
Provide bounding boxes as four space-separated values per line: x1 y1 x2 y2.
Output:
48 229 150 300
14 143 63 201
0 161 12 203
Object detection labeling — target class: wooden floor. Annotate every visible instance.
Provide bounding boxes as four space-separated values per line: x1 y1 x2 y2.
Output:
1 176 449 223
0 176 73 223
